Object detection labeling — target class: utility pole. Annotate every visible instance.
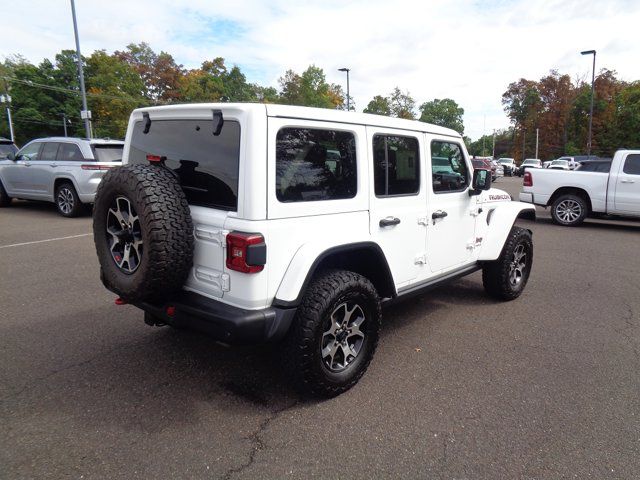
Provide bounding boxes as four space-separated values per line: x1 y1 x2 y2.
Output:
522 128 526 162
1 79 15 142
535 128 539 159
70 0 91 139
581 50 596 156
492 129 496 158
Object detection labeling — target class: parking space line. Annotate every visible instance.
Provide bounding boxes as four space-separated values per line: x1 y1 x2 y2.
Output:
0 233 93 249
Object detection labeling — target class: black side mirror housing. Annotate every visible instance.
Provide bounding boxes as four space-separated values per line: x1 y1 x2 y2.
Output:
469 168 491 196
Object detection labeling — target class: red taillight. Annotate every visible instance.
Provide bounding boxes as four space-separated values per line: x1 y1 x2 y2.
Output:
226 232 266 274
166 306 176 317
115 297 127 305
523 172 533 187
146 154 165 163
82 164 113 170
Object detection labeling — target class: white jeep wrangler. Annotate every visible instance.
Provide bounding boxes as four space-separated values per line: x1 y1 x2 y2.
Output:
92 104 535 397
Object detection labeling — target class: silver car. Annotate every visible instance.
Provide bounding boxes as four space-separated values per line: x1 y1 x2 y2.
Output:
0 137 123 217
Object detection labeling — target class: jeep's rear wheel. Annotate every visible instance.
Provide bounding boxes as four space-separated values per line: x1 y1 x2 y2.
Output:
283 270 381 397
93 164 194 302
482 226 533 301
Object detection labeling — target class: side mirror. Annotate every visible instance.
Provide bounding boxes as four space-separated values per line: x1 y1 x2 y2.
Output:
470 168 491 196
7 152 16 161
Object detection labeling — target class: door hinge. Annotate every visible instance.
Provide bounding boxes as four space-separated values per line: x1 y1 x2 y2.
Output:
414 254 427 265
417 216 428 226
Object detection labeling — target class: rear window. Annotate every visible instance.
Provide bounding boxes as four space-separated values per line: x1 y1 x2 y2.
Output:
129 119 240 211
577 161 611 173
92 145 123 163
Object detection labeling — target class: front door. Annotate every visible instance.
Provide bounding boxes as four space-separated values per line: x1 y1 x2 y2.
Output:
367 127 428 288
2 142 42 196
426 138 477 273
614 153 640 215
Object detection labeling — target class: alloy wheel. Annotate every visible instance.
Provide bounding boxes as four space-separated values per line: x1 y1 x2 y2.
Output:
106 196 143 274
57 187 75 215
321 301 367 372
508 244 527 287
556 199 582 223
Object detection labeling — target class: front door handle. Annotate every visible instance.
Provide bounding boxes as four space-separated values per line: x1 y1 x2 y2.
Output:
432 210 448 220
620 179 635 184
23 161 31 167
379 217 401 227
50 162 58 168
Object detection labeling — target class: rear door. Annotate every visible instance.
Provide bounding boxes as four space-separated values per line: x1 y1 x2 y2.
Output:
33 142 60 197
613 153 640 214
367 127 427 287
128 116 242 299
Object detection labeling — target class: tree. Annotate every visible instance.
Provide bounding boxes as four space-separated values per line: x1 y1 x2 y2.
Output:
389 87 416 119
277 65 343 109
363 95 391 116
419 98 464 133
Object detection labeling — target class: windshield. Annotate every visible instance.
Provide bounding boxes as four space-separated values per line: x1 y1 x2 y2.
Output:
523 160 539 165
92 145 123 162
498 159 512 164
129 118 241 211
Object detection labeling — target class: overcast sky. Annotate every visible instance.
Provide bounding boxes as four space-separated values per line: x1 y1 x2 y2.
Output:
3 0 640 139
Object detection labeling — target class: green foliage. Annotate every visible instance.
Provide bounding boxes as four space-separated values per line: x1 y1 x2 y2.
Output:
419 98 464 133
277 65 343 109
363 88 416 119
363 95 391 116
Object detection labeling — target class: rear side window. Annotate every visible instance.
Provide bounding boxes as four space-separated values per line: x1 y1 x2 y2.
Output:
578 161 611 173
623 154 640 175
129 119 240 211
373 135 420 196
431 141 469 193
92 145 123 163
276 127 357 202
40 142 60 160
58 143 84 161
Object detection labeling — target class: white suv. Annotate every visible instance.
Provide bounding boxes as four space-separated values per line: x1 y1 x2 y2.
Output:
0 137 123 216
92 104 535 396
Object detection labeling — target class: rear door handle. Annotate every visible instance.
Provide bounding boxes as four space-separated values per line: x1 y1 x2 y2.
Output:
379 217 401 227
620 179 635 184
432 210 448 220
50 162 58 168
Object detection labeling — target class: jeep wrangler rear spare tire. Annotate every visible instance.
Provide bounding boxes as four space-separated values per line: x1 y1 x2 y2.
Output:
283 270 382 398
93 164 194 302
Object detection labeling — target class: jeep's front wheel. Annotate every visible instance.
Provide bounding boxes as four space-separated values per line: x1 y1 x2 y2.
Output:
284 270 381 397
482 226 533 301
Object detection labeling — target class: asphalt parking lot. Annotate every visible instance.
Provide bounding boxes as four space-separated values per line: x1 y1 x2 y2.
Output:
1 176 639 479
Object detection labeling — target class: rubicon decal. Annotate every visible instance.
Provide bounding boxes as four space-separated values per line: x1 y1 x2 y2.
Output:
488 194 511 201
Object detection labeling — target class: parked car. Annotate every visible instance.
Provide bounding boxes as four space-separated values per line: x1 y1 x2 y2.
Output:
497 157 516 176
491 160 504 180
548 159 571 170
90 103 535 397
0 137 124 216
0 137 18 159
556 155 594 170
473 158 501 182
517 158 542 176
542 160 553 168
519 150 640 226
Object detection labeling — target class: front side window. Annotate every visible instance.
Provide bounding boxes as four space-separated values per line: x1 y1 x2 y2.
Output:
17 142 41 160
276 127 357 202
431 141 469 193
129 119 240 211
373 135 420 196
57 143 84 161
623 154 640 175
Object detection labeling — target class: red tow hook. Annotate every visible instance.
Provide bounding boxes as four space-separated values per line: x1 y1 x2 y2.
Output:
114 297 127 305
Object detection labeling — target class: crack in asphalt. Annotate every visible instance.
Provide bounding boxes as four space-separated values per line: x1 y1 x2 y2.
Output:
221 399 299 480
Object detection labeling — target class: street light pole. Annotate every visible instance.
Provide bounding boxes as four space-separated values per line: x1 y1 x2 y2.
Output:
492 129 496 158
70 0 91 139
62 114 68 137
581 49 596 156
535 128 539 159
338 68 350 111
1 79 15 142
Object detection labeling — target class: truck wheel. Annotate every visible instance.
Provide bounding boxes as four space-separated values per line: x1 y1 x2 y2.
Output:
551 194 587 226
0 180 11 207
93 164 194 302
482 226 533 301
283 270 381 397
55 182 83 217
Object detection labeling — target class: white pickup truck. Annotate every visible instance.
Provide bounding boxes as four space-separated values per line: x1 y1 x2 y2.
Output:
519 150 640 226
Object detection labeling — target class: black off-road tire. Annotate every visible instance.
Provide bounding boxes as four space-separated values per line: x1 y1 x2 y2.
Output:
550 193 588 226
0 180 11 207
482 226 533 301
55 182 84 217
93 164 194 302
283 270 382 398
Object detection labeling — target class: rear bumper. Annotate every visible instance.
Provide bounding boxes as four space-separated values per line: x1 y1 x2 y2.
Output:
134 291 297 344
519 192 533 204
